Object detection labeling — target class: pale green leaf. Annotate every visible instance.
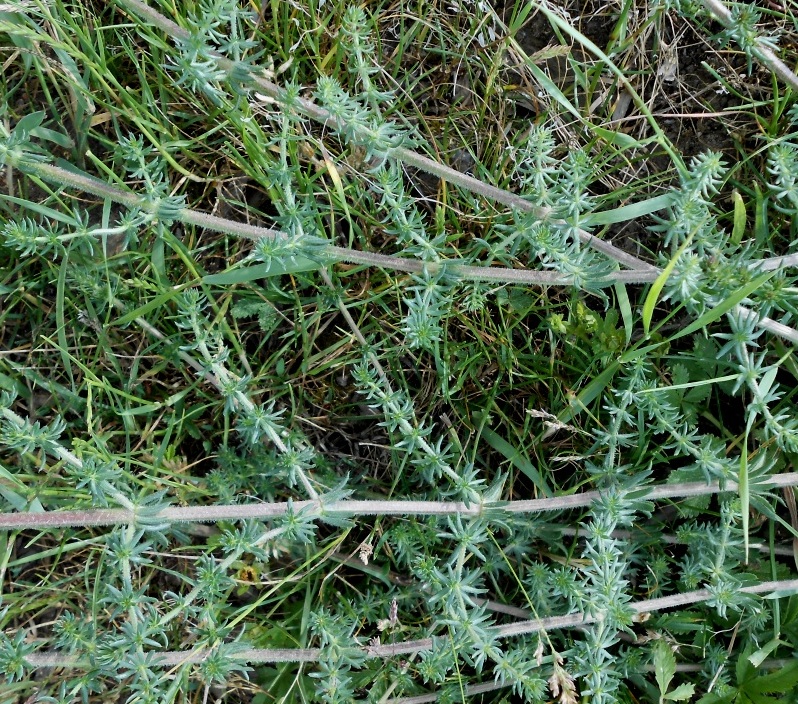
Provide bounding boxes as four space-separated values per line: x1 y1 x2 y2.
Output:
732 190 746 245
665 682 695 701
642 232 694 337
654 639 676 697
748 638 784 668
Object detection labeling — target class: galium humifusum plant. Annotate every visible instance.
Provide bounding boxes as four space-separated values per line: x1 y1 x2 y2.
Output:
3 0 798 701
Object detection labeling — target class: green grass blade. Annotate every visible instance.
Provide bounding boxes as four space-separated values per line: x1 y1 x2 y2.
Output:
481 427 551 497
202 258 323 285
552 360 621 431
614 282 634 344
642 233 694 337
584 194 673 226
113 287 190 327
732 190 746 245
56 252 73 386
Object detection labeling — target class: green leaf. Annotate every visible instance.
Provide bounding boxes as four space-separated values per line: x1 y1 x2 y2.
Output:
585 194 673 226
591 124 641 148
736 645 756 685
740 433 749 562
757 366 779 400
0 195 82 225
624 271 778 364
0 464 44 513
642 232 695 336
744 694 785 704
507 0 537 33
754 182 769 248
732 190 746 245
668 270 776 344
0 372 27 399
671 364 689 387
553 359 621 429
747 638 784 668
763 585 798 599
751 661 798 693
0 12 36 70
15 111 45 135
696 691 732 704
654 639 676 698
614 282 634 344
685 384 711 404
113 287 188 327
665 683 696 701
30 126 74 150
56 252 73 386
202 258 323 285
514 54 582 122
482 472 507 503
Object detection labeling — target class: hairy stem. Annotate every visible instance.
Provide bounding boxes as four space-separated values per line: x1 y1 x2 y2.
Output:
2 473 798 529
21 577 798 669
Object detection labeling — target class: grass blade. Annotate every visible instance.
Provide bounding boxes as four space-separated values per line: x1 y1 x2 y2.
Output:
642 233 694 337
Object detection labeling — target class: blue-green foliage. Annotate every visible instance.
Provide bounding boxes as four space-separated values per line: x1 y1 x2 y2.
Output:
3 1 798 702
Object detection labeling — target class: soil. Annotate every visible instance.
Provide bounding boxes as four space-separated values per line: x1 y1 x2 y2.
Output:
507 1 753 161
